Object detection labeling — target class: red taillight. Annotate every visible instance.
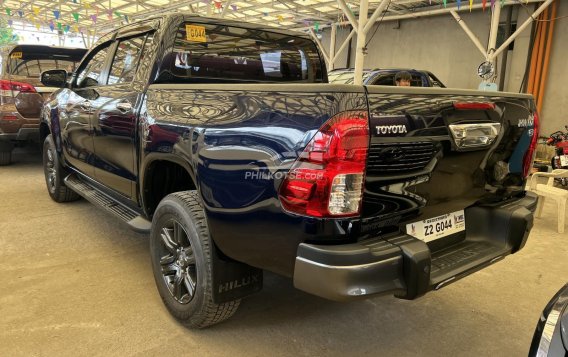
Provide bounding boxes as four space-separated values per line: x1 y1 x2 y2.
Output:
522 111 539 177
453 102 495 110
0 79 37 94
278 111 369 218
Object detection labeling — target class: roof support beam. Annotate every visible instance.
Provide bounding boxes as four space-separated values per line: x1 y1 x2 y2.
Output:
309 28 330 66
363 0 390 34
336 0 359 33
489 0 554 61
450 10 487 59
220 0 233 18
300 0 546 32
331 28 355 64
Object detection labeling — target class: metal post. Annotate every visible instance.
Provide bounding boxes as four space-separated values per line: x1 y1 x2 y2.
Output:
450 10 488 59
489 0 555 61
329 24 337 70
487 2 502 61
353 0 368 85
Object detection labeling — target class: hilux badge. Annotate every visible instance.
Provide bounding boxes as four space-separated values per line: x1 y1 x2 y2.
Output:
376 125 408 135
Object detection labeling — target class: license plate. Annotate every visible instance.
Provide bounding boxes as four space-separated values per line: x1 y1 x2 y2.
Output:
406 210 466 242
560 155 568 167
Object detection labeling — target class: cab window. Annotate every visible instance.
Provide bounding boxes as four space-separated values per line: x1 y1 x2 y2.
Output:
108 34 150 85
76 44 111 88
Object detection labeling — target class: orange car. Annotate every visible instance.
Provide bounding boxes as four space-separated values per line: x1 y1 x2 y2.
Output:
0 45 86 165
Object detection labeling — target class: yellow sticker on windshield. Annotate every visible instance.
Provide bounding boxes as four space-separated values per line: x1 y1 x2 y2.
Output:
185 25 206 43
10 51 22 59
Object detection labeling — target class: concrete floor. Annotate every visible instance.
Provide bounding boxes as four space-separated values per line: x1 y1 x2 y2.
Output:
0 146 566 357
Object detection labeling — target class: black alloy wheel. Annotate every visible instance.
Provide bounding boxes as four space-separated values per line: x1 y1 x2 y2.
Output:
150 191 241 328
45 146 57 193
157 219 198 304
42 134 79 202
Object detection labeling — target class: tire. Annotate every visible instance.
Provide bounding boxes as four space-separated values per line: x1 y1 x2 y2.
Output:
0 150 12 166
43 135 80 202
150 191 240 328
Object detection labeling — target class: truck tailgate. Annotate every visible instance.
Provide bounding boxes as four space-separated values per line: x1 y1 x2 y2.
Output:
361 86 537 252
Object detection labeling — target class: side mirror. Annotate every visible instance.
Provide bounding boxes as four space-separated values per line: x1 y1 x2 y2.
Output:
40 69 68 88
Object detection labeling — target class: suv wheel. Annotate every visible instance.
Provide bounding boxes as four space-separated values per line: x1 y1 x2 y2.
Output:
0 150 12 166
150 191 240 328
43 135 80 202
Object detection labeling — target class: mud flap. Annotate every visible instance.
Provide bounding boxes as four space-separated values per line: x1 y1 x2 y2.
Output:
211 244 263 304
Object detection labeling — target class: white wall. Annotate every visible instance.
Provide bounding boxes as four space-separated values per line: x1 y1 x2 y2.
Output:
320 3 566 135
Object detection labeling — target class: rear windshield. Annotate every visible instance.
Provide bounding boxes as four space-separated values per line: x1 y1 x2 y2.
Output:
372 73 424 86
157 22 324 83
4 48 85 77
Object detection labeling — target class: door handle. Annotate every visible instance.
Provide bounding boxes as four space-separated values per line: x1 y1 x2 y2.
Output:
116 101 133 114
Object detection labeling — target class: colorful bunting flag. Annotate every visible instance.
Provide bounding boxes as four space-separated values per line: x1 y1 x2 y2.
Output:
230 4 237 11
65 25 70 33
482 0 487 11
114 11 121 18
443 0 447 8
491 0 496 9
457 0 461 10
53 10 60 20
49 21 55 31
57 22 62 31
5 8 11 16
7 19 12 26
90 14 97 23
32 6 40 15
72 13 80 22
17 10 23 17
470 0 474 11
35 23 40 31
314 21 319 32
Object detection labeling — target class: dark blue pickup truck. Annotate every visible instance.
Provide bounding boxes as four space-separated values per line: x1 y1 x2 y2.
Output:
41 14 539 328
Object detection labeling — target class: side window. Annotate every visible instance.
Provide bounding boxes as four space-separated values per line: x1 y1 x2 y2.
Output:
108 35 147 85
374 74 395 86
76 45 111 88
429 74 444 87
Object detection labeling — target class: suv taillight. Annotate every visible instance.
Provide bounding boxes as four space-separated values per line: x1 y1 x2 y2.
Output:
0 79 37 94
278 111 369 218
522 111 539 177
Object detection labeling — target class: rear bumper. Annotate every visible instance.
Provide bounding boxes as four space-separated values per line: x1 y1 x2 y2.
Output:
0 109 40 145
293 192 538 301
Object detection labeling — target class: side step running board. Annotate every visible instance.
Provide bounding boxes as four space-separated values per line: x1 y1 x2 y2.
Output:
64 174 151 234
